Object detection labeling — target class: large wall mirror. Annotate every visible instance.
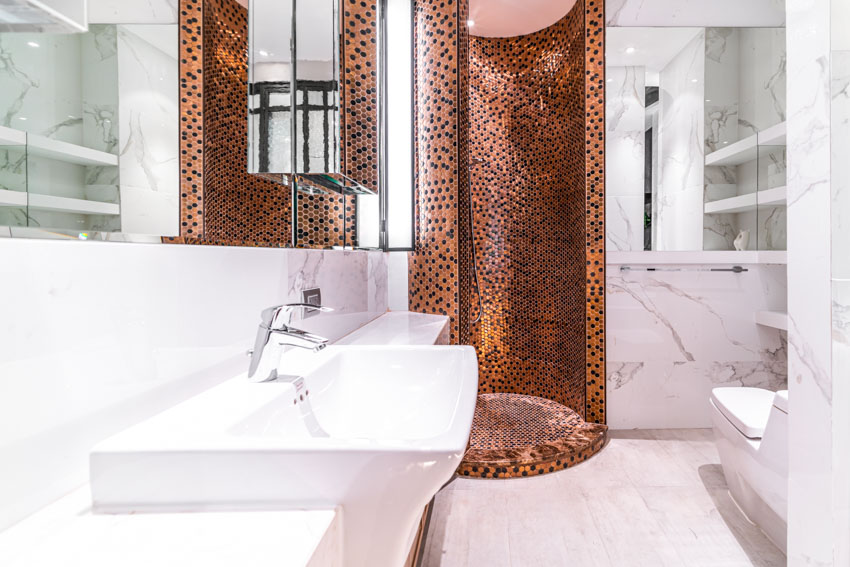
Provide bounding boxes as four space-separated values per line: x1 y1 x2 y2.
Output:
606 23 787 253
0 21 178 242
0 0 414 251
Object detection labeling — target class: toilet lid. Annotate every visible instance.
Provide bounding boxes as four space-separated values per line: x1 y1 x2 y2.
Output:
773 390 788 414
711 387 776 439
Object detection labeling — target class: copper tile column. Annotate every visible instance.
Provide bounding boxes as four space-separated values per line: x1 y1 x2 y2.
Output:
408 0 471 344
584 0 606 425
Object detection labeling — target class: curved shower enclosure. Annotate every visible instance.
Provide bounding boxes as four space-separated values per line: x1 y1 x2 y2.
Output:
456 0 608 478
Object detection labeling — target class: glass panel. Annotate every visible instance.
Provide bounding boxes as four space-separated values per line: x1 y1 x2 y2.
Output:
0 145 28 229
757 144 787 250
248 0 293 174
605 26 786 252
294 0 339 175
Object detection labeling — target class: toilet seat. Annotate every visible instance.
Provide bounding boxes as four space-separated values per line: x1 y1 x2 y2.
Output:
710 387 776 439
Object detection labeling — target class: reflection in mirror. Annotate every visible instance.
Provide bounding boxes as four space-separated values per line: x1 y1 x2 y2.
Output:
606 26 786 252
0 24 178 241
249 0 379 249
248 0 294 176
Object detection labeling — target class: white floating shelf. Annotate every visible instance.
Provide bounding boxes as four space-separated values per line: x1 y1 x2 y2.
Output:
705 136 757 167
704 186 787 214
0 189 120 216
28 194 120 216
0 125 118 167
0 189 28 207
0 125 26 146
705 121 786 167
757 122 787 146
27 134 118 167
755 310 788 331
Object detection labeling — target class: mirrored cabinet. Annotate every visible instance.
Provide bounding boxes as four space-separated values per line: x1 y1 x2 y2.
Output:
0 24 179 239
248 0 413 250
606 25 786 253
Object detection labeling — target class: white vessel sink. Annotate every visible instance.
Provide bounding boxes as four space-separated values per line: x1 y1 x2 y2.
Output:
90 345 478 567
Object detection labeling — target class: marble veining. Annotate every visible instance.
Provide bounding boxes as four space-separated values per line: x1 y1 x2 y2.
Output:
738 28 787 138
606 66 645 251
115 25 179 235
656 32 704 250
607 265 787 428
608 362 644 390
786 0 836 561
832 52 850 279
605 0 785 27
88 0 179 24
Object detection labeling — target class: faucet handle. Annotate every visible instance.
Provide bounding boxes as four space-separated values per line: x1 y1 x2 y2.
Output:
260 303 334 330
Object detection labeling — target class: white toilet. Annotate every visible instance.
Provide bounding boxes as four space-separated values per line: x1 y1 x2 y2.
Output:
710 387 788 553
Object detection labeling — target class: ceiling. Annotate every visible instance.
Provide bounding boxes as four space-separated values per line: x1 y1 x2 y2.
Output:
468 0 577 38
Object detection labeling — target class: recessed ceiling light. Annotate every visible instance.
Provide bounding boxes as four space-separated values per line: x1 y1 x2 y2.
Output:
625 46 635 54
17 117 27 121
27 41 39 48
258 49 269 57
691 78 698 83
467 19 475 27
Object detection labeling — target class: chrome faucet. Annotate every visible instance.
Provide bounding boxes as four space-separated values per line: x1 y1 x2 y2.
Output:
247 303 333 382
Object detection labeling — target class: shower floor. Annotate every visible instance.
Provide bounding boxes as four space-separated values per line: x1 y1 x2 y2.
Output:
457 393 608 479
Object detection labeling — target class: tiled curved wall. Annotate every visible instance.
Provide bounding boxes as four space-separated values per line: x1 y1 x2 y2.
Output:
409 0 606 422
469 6 586 414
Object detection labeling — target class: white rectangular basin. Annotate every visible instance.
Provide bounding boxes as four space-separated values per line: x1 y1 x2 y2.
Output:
90 345 478 567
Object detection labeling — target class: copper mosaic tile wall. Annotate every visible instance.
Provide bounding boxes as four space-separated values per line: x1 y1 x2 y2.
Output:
409 0 606 423
584 0 606 424
202 0 290 244
178 0 205 238
468 6 586 414
408 0 471 344
340 0 379 193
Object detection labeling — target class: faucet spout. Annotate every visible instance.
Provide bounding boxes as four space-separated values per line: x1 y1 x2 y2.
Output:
247 303 333 382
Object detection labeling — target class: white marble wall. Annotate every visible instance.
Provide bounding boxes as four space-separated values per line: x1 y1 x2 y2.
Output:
116 25 179 236
606 66 645 251
0 241 388 533
87 0 178 24
656 32 705 250
738 28 787 139
606 263 787 429
605 0 785 27
786 0 849 563
703 28 740 250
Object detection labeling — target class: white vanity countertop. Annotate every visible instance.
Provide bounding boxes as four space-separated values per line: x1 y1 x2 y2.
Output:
335 311 450 346
0 487 341 567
